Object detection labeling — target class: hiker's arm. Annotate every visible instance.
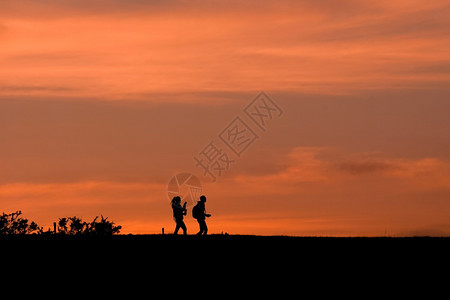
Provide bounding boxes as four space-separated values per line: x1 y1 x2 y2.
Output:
175 205 186 214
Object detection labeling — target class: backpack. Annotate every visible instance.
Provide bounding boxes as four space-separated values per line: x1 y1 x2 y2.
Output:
192 203 202 219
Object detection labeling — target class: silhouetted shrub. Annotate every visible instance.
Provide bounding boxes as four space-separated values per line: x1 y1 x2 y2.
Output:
69 216 85 234
0 211 42 235
0 211 122 236
58 217 69 234
88 215 122 236
58 215 122 236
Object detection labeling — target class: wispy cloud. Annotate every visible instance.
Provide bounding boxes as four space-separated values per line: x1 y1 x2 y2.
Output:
236 147 450 185
1 0 449 101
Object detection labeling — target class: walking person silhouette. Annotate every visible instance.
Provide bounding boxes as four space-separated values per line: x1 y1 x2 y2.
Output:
192 195 211 235
171 196 187 235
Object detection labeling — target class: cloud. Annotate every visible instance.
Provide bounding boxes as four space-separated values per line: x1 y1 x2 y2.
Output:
314 2 450 42
0 181 164 205
1 0 449 101
0 0 304 19
0 85 74 92
231 147 331 195
227 147 450 195
0 0 172 18
337 160 397 175
335 156 450 189
410 62 450 75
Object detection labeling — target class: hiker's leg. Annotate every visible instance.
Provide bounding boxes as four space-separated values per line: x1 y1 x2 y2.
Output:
196 219 203 235
198 220 207 235
197 219 205 235
180 221 187 235
202 221 208 235
174 219 183 234
174 223 180 235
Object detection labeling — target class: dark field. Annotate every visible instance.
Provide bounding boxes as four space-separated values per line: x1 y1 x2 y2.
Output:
3 234 448 273
3 233 450 249
2 233 450 243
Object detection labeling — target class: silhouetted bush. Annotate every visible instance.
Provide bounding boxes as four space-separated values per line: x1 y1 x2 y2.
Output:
58 215 122 236
0 211 122 236
89 215 122 236
0 211 42 235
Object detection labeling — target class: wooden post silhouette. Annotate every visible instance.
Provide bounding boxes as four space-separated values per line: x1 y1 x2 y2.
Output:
53 222 57 234
162 227 164 235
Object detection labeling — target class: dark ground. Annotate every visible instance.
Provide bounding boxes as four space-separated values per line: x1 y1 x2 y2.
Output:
2 234 448 281
2 233 449 240
3 233 450 253
3 233 450 244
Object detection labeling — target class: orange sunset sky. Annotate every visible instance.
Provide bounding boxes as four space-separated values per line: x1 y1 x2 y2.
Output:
1 0 450 236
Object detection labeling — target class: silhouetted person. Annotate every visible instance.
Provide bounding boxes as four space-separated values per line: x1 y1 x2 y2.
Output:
192 195 211 235
171 196 187 235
